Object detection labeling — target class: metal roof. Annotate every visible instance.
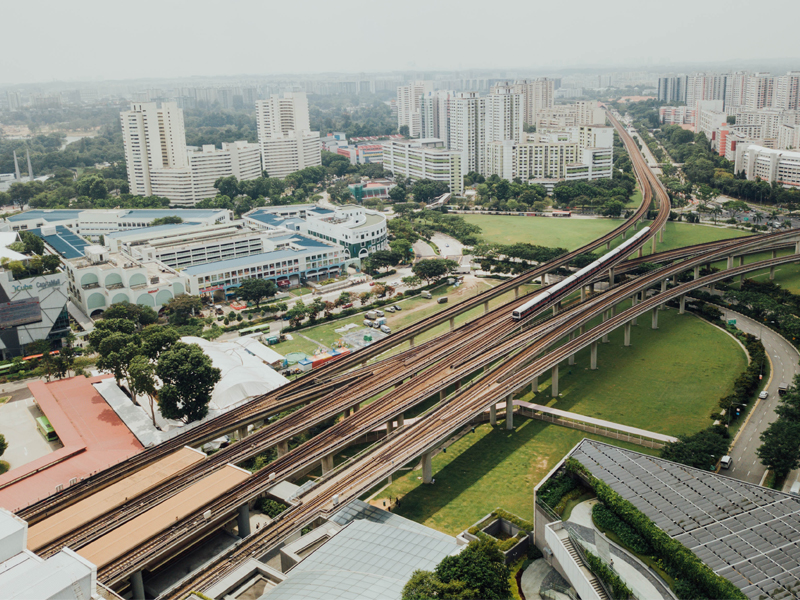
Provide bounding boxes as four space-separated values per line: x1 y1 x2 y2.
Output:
570 439 800 600
182 249 301 275
261 500 460 600
6 210 82 222
28 225 90 259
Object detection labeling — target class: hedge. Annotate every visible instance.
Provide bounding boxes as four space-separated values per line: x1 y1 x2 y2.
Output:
537 473 579 509
566 458 746 600
592 503 653 555
583 548 635 600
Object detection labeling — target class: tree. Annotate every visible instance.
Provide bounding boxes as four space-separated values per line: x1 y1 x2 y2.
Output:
757 419 800 479
141 325 180 360
237 278 278 309
214 175 240 198
96 332 140 386
163 294 203 325
402 275 422 287
0 433 7 459
399 125 410 137
389 186 408 202
661 427 730 470
412 258 459 284
128 355 159 426
156 343 221 423
435 539 510 600
150 215 183 226
599 199 626 218
335 291 353 307
401 570 476 600
53 332 76 379
390 238 413 263
368 250 400 271
103 303 158 328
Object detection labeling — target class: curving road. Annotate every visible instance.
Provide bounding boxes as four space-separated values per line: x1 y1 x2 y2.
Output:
720 307 800 485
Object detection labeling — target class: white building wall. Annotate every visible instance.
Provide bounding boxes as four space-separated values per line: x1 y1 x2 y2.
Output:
256 93 321 179
451 92 486 175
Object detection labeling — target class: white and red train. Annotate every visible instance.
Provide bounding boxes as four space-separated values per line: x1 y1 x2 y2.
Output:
512 226 651 321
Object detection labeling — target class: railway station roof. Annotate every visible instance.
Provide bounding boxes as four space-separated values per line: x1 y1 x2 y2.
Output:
260 500 460 600
0 376 143 513
76 464 250 569
26 446 205 552
568 439 800 600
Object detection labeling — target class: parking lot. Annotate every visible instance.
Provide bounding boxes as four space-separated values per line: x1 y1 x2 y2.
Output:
0 399 62 471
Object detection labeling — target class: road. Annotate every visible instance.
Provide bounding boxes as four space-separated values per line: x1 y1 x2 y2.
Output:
430 233 464 257
721 307 800 485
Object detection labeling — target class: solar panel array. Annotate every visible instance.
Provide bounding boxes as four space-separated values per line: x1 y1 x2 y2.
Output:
572 439 800 600
29 226 90 259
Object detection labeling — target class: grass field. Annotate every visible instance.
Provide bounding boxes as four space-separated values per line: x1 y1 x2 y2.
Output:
461 213 749 256
373 421 658 536
529 305 747 437
371 306 746 535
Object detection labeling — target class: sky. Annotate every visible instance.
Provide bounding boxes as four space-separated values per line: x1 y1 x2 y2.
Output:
1 0 799 85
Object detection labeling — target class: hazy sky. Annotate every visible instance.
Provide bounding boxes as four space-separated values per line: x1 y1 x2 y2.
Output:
2 0 798 85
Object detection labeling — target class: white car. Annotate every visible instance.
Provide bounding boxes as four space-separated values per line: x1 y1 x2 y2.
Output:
759 390 769 399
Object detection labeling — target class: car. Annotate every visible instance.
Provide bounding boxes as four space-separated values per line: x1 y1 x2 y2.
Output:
386 306 396 313
342 302 353 309
759 390 769 399
369 282 375 286
393 304 402 311
445 244 449 247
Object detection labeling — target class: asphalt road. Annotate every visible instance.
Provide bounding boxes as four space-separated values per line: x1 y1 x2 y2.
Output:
721 308 800 485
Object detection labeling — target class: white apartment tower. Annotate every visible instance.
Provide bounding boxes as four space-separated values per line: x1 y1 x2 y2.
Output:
774 72 800 111
745 73 774 110
420 90 454 148
121 102 261 206
121 102 188 197
256 92 321 178
397 81 434 137
451 92 486 175
513 78 555 126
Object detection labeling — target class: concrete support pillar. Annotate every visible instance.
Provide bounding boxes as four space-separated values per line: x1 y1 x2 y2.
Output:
795 241 800 255
398 413 405 428
651 235 656 254
659 226 664 242
679 295 686 314
484 301 489 314
739 256 744 267
622 229 626 239
624 322 631 347
727 255 734 269
637 246 643 258
631 293 639 326
579 324 585 336
602 311 609 343
652 307 659 329
321 453 334 474
387 420 394 435
580 286 586 302
660 278 667 309
422 452 433 484
552 365 559 397
439 389 445 401
506 394 514 430
343 408 351 419
532 376 539 393
773 249 778 259
351 402 360 413
770 265 776 280
449 317 455 332
237 503 251 538
591 341 598 369
277 440 289 457
490 403 497 426
552 302 560 316
609 266 615 289
237 426 247 441
606 240 611 251
515 287 520 299
694 265 700 280
130 571 145 600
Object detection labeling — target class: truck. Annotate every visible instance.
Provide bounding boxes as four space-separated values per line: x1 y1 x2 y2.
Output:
366 310 377 320
421 291 432 299
374 317 387 326
375 310 385 317
779 383 789 396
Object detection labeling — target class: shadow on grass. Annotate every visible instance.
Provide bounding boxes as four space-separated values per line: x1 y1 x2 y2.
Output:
391 418 547 525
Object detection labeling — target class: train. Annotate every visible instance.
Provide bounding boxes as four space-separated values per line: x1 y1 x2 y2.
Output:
512 226 652 321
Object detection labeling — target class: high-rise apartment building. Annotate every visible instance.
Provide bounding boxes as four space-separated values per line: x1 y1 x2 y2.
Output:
774 72 800 111
745 73 774 110
396 80 434 137
657 75 686 103
511 78 555 127
420 91 454 147
685 73 727 110
724 72 748 111
121 102 261 206
450 92 486 175
6 91 21 111
255 92 321 179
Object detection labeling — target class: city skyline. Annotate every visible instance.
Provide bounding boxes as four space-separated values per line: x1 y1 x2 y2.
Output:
1 0 799 85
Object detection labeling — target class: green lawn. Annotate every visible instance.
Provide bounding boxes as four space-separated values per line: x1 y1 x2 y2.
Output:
529 306 747 437
372 305 746 536
461 214 748 256
374 421 658 536
461 214 621 250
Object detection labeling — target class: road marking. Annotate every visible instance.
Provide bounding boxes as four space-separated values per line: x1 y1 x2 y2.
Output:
748 471 751 477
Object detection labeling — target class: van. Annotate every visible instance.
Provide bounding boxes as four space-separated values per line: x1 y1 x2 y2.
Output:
375 310 385 317
421 291 432 299
779 383 789 396
375 317 387 326
215 305 224 315
372 321 381 329
437 297 448 304
366 311 377 320
363 319 373 327
385 306 396 313
720 455 732 470
380 325 391 334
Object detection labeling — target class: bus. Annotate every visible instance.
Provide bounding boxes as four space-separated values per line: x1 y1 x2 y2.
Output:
36 416 58 442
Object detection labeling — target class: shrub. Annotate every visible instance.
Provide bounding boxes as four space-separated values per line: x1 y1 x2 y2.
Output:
538 473 579 509
592 503 653 555
553 487 585 516
583 548 635 599
255 497 287 518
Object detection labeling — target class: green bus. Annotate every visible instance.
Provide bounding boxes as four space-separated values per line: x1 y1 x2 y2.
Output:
36 416 58 442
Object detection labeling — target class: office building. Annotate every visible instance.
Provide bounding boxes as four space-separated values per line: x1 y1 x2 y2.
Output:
256 92 321 179
382 138 463 196
396 81 434 137
735 144 800 187
121 103 260 206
